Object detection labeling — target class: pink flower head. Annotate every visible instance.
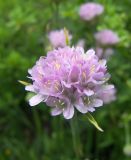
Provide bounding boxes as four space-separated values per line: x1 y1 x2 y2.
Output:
26 47 115 119
95 30 119 45
79 2 104 21
48 29 72 48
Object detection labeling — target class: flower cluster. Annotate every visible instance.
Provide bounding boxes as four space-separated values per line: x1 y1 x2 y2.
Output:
79 2 104 21
48 29 72 48
26 46 115 119
95 30 119 45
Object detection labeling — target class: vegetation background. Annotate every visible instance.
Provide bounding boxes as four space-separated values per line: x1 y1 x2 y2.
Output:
0 0 131 159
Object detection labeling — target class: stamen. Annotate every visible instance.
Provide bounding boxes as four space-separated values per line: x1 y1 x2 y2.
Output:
82 71 86 80
83 96 86 100
54 62 61 70
90 65 95 73
88 97 90 104
61 102 65 106
55 85 59 91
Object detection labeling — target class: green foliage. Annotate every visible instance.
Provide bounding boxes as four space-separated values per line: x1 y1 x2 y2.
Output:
0 0 131 160
86 112 104 132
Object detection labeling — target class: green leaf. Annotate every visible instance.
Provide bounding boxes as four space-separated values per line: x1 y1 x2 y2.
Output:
86 112 104 132
64 27 69 45
18 80 30 86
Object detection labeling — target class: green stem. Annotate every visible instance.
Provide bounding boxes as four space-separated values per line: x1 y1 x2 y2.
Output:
125 122 130 145
70 113 83 159
32 109 42 136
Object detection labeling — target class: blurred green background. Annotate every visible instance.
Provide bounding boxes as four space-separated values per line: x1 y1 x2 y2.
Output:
0 0 131 159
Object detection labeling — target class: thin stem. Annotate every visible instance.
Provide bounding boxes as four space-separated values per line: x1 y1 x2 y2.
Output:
125 122 130 145
70 113 83 159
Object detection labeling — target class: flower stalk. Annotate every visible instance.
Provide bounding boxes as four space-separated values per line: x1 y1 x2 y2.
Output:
125 122 130 145
70 113 83 159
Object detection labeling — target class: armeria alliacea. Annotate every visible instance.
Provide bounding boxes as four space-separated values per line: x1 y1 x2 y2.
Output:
48 29 72 48
25 46 115 119
79 2 104 21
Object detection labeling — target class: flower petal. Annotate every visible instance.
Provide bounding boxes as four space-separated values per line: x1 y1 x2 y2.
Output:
93 99 103 107
75 104 88 113
87 107 95 112
103 84 114 91
29 94 45 106
25 85 35 92
62 81 71 88
63 105 74 119
69 66 80 83
86 49 95 56
51 107 63 116
84 89 94 96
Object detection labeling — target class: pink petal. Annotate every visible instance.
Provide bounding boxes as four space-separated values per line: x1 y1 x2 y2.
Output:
29 94 45 106
84 89 94 96
51 107 63 116
87 107 95 112
86 49 95 57
93 99 103 107
75 104 88 113
61 81 71 88
69 66 80 83
25 85 35 92
63 105 74 119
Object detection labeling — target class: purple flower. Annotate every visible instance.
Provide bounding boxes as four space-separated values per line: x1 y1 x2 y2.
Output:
95 47 103 58
96 47 114 59
79 2 104 21
48 29 72 48
96 85 116 104
26 46 115 119
76 39 85 48
95 30 119 45
104 48 114 59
